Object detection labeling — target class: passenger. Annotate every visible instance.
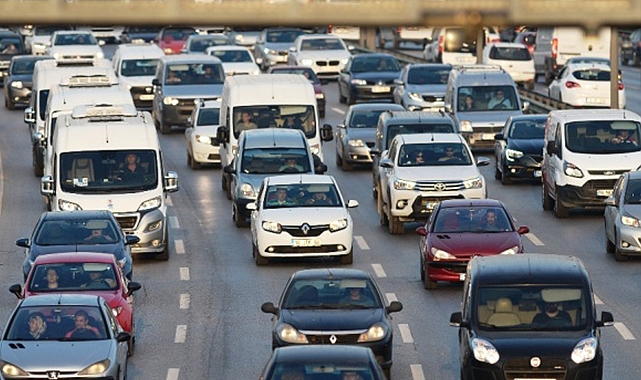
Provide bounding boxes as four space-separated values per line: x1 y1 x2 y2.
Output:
488 89 512 110
2 43 18 54
84 226 114 243
438 147 460 162
82 271 116 289
461 95 476 111
413 151 425 165
237 111 258 132
532 302 572 327
267 188 295 207
306 191 333 206
65 310 100 338
477 210 504 232
166 70 181 84
279 158 304 173
282 114 305 131
339 287 375 307
120 153 147 182
27 312 49 340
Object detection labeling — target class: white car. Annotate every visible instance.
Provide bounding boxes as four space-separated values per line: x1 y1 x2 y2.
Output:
288 34 351 80
206 45 260 76
328 25 360 42
26 25 73 55
185 99 222 169
46 31 104 62
482 42 535 89
548 62 626 108
248 174 358 266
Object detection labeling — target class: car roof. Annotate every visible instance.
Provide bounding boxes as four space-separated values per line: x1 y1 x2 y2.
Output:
273 345 374 364
407 63 452 70
348 103 405 112
380 110 453 123
351 53 397 60
241 128 306 149
508 114 547 122
196 99 222 109
115 43 164 59
53 30 92 36
550 109 641 122
160 54 222 64
396 133 463 144
32 252 119 265
41 210 114 221
438 199 506 208
487 42 529 49
20 293 102 307
266 174 335 187
206 45 250 52
12 55 53 63
297 34 341 40
290 268 372 281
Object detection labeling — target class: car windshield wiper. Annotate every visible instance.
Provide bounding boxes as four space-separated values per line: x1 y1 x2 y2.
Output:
317 303 373 309
287 305 319 310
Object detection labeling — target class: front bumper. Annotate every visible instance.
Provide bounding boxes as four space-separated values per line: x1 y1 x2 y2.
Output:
256 224 353 259
463 355 602 380
390 188 486 221
129 86 155 110
310 61 346 79
342 143 375 164
263 52 288 67
556 180 617 210
614 224 641 256
5 85 32 106
502 154 542 179
427 259 468 283
350 84 395 102
115 207 168 254
160 100 195 127
190 137 221 164
464 130 504 149
403 94 445 111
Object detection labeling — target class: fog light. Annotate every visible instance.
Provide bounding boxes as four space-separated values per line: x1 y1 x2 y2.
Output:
621 240 631 248
511 168 517 173
352 155 358 160
151 239 160 247
267 247 274 252
337 245 345 251
396 200 408 209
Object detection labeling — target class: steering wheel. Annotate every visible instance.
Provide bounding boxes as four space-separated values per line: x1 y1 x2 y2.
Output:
280 167 300 173
492 103 508 110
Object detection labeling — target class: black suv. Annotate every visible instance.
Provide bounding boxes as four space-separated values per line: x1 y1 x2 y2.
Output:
0 29 25 84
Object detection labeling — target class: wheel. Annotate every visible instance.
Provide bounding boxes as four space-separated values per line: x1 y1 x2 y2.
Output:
339 249 353 264
383 367 391 380
221 173 228 191
189 153 201 170
378 190 388 226
615 247 629 262
388 215 404 234
233 204 248 227
5 97 15 110
341 157 353 171
338 86 347 104
127 335 135 356
346 91 355 106
155 244 169 261
423 266 437 290
542 182 554 211
335 149 343 166
420 256 425 281
605 226 615 253
500 168 512 185
320 110 325 118
372 182 378 200
635 54 641 66
254 244 268 266
160 122 171 134
494 164 501 180
553 188 569 218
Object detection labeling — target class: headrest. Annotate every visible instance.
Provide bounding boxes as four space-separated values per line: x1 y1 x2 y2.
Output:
495 298 513 313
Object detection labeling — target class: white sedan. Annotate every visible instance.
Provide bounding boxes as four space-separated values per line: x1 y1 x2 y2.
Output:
548 62 626 108
46 30 105 62
185 99 222 169
248 174 358 266
205 45 260 76
482 42 535 89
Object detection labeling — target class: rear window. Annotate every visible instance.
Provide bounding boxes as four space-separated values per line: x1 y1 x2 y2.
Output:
443 28 476 53
572 69 610 81
489 46 531 61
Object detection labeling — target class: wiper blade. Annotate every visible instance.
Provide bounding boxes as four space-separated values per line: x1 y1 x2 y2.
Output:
287 305 319 310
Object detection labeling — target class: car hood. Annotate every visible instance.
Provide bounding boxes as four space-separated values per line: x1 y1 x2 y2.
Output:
479 331 592 357
428 232 522 256
459 110 522 126
345 128 377 143
221 62 260 75
405 83 447 95
621 204 641 218
31 244 124 260
161 84 224 98
31 36 51 45
261 208 348 225
352 71 400 82
296 50 351 60
506 138 544 155
0 340 113 371
281 308 384 330
119 75 154 88
394 165 480 182
158 40 186 52
48 45 102 55
264 42 294 52
191 124 220 136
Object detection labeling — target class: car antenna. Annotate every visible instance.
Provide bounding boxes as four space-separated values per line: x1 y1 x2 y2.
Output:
431 133 435 141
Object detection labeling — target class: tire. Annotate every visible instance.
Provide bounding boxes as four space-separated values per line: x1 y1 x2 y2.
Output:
127 335 135 357
338 86 347 104
160 122 171 135
341 158 353 171
388 215 404 234
33 145 43 177
346 90 355 106
254 243 268 266
605 226 615 254
233 204 248 227
423 267 437 290
500 167 512 185
494 164 501 180
542 182 554 211
615 247 629 262
378 190 388 226
5 97 15 110
372 182 378 200
393 38 400 50
155 244 169 261
553 188 569 218
335 149 343 167
221 173 228 191
188 153 201 170
339 249 353 264
420 257 425 281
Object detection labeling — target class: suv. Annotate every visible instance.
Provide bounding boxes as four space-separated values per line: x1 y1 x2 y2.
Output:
0 29 25 84
376 133 489 234
223 129 327 227
450 254 614 380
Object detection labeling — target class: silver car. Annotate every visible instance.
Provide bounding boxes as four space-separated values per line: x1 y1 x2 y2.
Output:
605 170 641 261
254 28 305 71
0 294 129 379
393 63 451 111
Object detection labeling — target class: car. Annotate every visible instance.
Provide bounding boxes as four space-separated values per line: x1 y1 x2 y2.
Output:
4 55 52 110
335 103 405 170
266 65 327 118
393 63 452 111
254 27 305 71
415 199 529 289
493 114 547 184
604 170 641 261
46 31 105 62
25 25 74 55
626 28 641 66
0 29 26 84
548 62 625 108
76 26 124 44
337 53 402 105
111 43 164 110
16 210 138 281
391 26 433 49
482 42 535 89
377 133 489 234
260 268 402 376
259 345 388 380
512 31 536 55
248 174 356 264
287 34 351 80
181 34 231 54
0 294 130 379
185 99 222 169
328 25 360 42
423 27 477 64
155 26 197 55
226 27 262 48
206 45 261 76
10 252 142 355
120 26 162 44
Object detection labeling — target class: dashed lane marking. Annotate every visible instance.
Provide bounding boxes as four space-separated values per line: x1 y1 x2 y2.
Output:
166 196 173 207
614 322 636 340
371 263 386 278
525 233 545 246
169 216 180 229
410 364 425 380
354 236 370 250
180 294 190 309
386 293 397 303
167 368 179 380
398 324 414 343
331 107 345 115
594 295 603 305
175 239 185 255
174 325 187 343
179 267 190 281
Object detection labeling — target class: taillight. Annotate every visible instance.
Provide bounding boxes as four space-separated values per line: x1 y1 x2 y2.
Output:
438 35 444 54
565 81 580 89
397 26 402 34
618 82 625 90
327 24 333 33
551 38 558 60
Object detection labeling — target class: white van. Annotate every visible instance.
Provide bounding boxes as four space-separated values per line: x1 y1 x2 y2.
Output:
216 74 333 194
542 109 641 218
41 104 179 260
24 58 116 176
111 43 164 110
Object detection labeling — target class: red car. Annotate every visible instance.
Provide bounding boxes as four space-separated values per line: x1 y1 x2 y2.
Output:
156 26 197 55
9 252 141 354
416 199 529 290
266 65 327 118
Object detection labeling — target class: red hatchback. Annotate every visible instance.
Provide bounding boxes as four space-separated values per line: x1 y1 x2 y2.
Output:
10 252 141 354
156 26 197 55
416 199 529 290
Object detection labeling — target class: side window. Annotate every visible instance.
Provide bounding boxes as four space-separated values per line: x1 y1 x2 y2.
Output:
103 301 119 336
554 123 563 159
613 176 625 205
388 140 398 162
256 182 265 209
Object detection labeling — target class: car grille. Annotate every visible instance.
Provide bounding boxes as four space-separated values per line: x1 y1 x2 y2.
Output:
365 79 396 85
303 332 362 344
421 95 444 102
277 50 288 56
316 60 341 66
366 142 375 149
415 180 466 192
584 179 618 190
114 214 139 230
474 124 504 133
503 358 567 380
531 154 543 163
7 374 114 380
60 54 96 60
587 169 628 176
267 245 342 254
282 224 329 237
0 61 9 69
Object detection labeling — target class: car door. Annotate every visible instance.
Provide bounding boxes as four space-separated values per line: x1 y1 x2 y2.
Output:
380 139 398 204
605 174 625 243
288 37 301 65
338 58 352 97
336 110 350 159
495 119 510 170
393 65 408 104
250 181 266 243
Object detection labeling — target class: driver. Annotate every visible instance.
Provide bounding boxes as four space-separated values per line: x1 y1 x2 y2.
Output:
279 158 304 173
84 227 114 243
487 89 512 109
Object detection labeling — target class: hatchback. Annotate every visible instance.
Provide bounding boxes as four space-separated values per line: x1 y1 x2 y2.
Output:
604 170 641 261
548 62 625 108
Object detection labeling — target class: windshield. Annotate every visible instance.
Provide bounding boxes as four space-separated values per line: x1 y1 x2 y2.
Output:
457 86 519 112
188 37 230 52
398 143 472 166
164 63 225 85
270 67 319 84
6 306 109 341
120 59 159 77
475 286 589 331
35 26 72 36
59 149 158 193
300 38 345 51
267 364 377 380
29 262 119 292
282 278 382 309
11 59 37 75
209 49 253 63
351 56 400 73
565 120 641 154
0 37 23 55
625 179 641 204
232 105 317 139
34 218 121 246
433 206 513 233
54 33 97 46
489 46 531 60
509 119 546 139
408 66 451 85
386 123 455 148
266 29 304 43
241 148 311 175
348 110 387 128
264 183 342 208
197 108 220 126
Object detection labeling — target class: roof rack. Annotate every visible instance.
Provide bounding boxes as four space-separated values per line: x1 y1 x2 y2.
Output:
71 104 138 120
60 75 117 88
453 64 505 73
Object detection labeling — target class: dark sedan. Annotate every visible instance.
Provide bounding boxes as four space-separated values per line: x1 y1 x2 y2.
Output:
121 26 162 44
266 65 327 118
261 268 402 377
493 114 546 185
16 210 138 281
4 55 52 110
416 199 529 290
338 53 402 105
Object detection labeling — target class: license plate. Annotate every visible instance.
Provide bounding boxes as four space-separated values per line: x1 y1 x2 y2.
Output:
292 238 321 247
459 273 466 281
534 170 542 177
482 133 496 140
597 189 613 197
139 94 154 101
371 86 390 93
586 97 604 104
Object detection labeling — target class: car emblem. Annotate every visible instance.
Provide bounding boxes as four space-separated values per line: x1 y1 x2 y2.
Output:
530 357 541 368
377 81 383 85
434 183 447 191
145 87 152 93
107 199 114 211
301 223 310 235
604 170 615 176
47 371 60 380
329 335 337 344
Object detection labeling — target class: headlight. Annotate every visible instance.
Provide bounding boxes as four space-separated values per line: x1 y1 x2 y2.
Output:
621 214 641 228
500 246 519 255
263 47 276 55
329 218 348 232
252 69 260 75
430 247 456 260
196 134 212 144
340 58 349 64
463 176 483 189
350 78 367 86
394 178 416 190
33 42 46 48
0 361 28 376
10 81 23 89
315 93 325 99
235 35 244 43
78 359 110 375
505 148 524 161
408 92 423 101
563 161 584 178
239 183 256 198
58 199 82 211
348 139 364 147
310 144 320 155
96 51 105 59
138 196 161 211
163 97 179 106
471 338 500 364
112 306 123 317
459 120 473 133
571 337 597 364
163 48 173 54
357 322 387 342
300 58 313 66
277 323 308 344
262 221 281 233
52 52 61 60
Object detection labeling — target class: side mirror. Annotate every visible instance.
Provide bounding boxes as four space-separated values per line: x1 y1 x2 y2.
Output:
444 104 452 113
522 101 530 112
386 301 403 314
597 311 614 327
164 171 179 192
223 164 235 174
517 225 530 234
604 197 616 206
152 78 160 86
450 311 469 327
315 163 328 174
216 126 229 144
261 301 278 315
24 107 35 124
337 124 346 129
186 117 193 128
415 226 427 236
9 284 23 299
346 200 359 208
15 238 30 248
116 331 132 343
393 79 403 86
126 281 142 295
320 124 333 142
289 46 296 53
546 141 556 155
494 133 504 141
41 175 54 196
476 157 491 167
379 158 393 168
246 202 257 211
125 235 140 245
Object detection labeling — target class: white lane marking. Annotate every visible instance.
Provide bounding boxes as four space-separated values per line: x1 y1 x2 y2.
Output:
180 294 190 309
371 263 387 278
174 325 187 343
0 145 4 221
169 216 180 229
354 236 370 250
398 324 414 343
179 267 190 281
614 322 636 340
331 107 345 115
410 364 425 380
167 368 180 380
594 295 604 305
525 233 545 246
385 293 397 303
175 239 185 255
166 196 173 207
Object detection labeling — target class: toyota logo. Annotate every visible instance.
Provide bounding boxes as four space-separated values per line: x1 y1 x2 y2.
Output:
434 183 447 191
530 357 541 368
301 223 311 235
47 371 60 380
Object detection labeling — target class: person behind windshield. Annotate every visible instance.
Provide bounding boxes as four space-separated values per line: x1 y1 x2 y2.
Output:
166 70 181 84
84 226 114 243
2 43 18 54
28 312 49 340
339 287 374 306
82 271 116 289
488 89 512 109
461 95 476 111
279 158 304 173
267 187 295 207
611 129 637 145
65 310 100 338
532 302 572 327
477 210 504 232
282 114 304 131
306 191 333 206
120 153 147 182
237 111 257 132
342 372 365 380
439 146 460 162
45 268 60 289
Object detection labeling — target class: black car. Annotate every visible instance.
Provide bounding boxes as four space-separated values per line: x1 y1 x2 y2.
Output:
493 114 547 184
450 254 614 380
0 29 25 84
261 268 402 377
4 55 52 110
16 210 138 281
121 26 162 44
338 53 402 105
259 345 387 380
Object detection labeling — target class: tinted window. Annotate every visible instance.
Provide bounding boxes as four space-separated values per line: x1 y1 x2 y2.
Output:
120 59 159 77
397 142 472 167
348 110 387 128
282 278 381 308
35 219 120 246
443 28 476 53
54 33 97 46
509 120 546 139
351 57 400 73
11 59 37 75
407 66 451 85
572 68 610 81
565 120 641 154
165 63 225 85
270 67 319 84
266 30 304 43
489 46 531 61
209 49 253 63
300 38 345 51
624 179 641 204
188 36 230 52
241 148 311 175
267 364 376 380
197 108 220 126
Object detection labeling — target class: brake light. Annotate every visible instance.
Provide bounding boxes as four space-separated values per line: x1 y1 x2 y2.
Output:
551 37 558 60
327 24 333 33
397 26 402 34
618 82 625 90
438 35 444 54
565 81 580 88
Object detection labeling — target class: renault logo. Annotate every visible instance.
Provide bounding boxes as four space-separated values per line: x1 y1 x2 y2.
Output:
47 371 60 380
530 357 541 368
329 335 337 344
301 223 311 235
434 183 447 191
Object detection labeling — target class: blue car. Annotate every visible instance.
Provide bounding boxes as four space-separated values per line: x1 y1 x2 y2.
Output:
338 53 402 105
